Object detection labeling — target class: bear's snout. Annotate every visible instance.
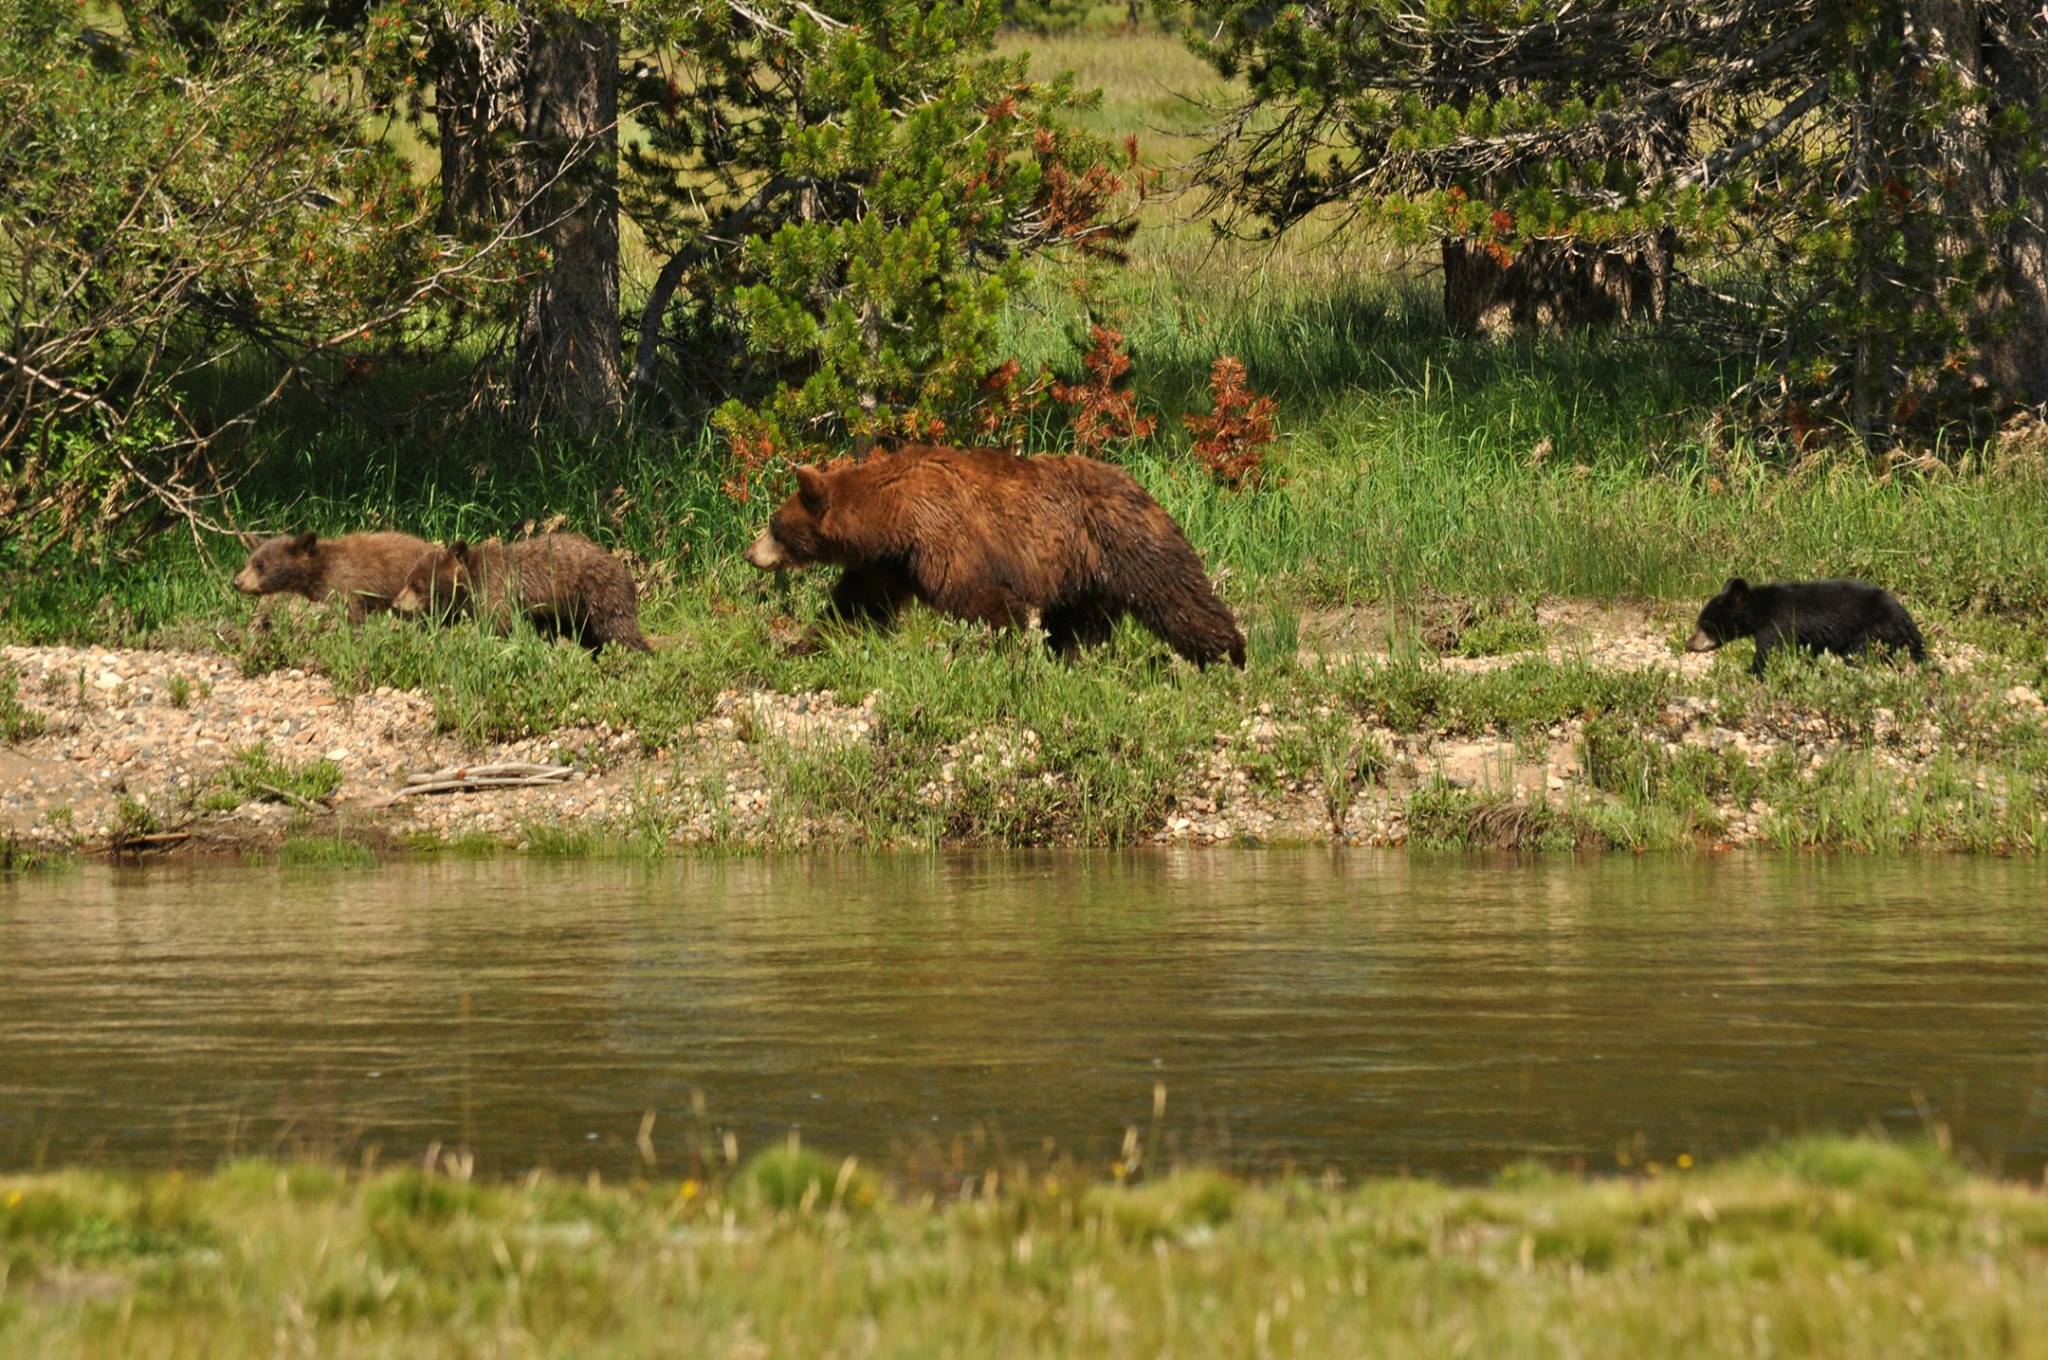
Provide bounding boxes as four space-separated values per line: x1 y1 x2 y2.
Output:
391 584 423 613
745 531 787 571
1686 629 1718 653
231 567 261 595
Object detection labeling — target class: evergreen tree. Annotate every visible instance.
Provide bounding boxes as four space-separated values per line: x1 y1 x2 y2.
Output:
622 0 1134 454
1187 0 2048 442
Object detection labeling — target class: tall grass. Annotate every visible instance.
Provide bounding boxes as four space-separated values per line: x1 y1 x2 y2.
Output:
11 307 2046 648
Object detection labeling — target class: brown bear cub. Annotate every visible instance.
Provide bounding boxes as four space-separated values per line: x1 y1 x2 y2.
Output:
393 532 652 654
232 531 438 624
745 443 1246 668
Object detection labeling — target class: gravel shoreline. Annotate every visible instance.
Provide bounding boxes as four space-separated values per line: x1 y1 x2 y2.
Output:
3 607 2040 859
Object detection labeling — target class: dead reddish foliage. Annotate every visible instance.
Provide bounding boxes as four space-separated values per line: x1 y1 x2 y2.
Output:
1184 355 1277 488
1051 325 1155 456
723 429 778 504
974 357 1053 446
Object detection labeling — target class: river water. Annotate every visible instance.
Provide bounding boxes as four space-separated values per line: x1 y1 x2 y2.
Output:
2 852 2044 1181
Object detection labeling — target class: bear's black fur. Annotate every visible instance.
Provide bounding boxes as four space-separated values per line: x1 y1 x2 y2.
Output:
1687 578 1926 676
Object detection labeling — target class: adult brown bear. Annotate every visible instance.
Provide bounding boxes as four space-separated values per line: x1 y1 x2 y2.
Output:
744 444 1246 668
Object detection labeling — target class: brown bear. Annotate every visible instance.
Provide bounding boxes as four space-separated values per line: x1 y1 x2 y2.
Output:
744 443 1246 668
392 532 652 654
232 531 437 624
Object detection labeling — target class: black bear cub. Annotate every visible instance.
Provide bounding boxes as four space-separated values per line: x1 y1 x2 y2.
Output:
1687 578 1926 676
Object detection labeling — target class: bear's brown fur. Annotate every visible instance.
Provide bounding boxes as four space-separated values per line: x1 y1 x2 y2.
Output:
232 531 437 624
393 532 652 654
745 443 1246 668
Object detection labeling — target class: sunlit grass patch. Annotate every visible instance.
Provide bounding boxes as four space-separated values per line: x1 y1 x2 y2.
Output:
1333 654 1675 737
1403 780 1605 852
4 1136 2047 1356
518 823 609 858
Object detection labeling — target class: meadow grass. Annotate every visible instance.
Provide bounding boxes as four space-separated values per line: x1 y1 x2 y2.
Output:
2 1136 2045 1357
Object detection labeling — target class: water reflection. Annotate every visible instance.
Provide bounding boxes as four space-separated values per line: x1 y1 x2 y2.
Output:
2 852 2044 1180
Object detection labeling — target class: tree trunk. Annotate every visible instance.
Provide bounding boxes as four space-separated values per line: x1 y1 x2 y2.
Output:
1441 233 1673 339
512 15 622 433
1920 0 2048 409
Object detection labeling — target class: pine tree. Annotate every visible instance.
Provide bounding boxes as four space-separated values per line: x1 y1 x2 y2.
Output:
622 0 1134 455
1186 0 2048 442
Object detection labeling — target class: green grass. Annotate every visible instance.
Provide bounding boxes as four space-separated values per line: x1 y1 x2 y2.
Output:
199 743 343 813
2 1137 2045 1356
517 823 609 858
0 834 72 873
275 834 377 868
0 662 44 743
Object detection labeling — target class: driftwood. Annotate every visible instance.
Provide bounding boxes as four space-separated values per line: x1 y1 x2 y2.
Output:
104 828 192 856
396 762 575 797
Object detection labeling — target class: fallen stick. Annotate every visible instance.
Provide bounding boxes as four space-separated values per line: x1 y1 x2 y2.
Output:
402 762 569 786
103 829 192 855
255 782 321 812
396 763 576 797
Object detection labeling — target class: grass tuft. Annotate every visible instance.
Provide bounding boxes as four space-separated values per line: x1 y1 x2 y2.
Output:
739 1142 878 1215
201 743 343 813
1 662 44 743
276 835 377 869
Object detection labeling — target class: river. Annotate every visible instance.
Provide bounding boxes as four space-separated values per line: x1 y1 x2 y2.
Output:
3 852 2044 1181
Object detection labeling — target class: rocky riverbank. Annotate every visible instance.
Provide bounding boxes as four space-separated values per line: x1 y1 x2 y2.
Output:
3 600 2043 860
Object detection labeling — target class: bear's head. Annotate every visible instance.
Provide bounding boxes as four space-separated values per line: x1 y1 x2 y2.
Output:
1688 577 1756 652
392 542 474 616
745 466 833 571
232 531 321 597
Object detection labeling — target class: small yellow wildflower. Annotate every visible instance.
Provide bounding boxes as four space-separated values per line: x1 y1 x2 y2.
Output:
1676 1154 1694 1170
677 1179 701 1203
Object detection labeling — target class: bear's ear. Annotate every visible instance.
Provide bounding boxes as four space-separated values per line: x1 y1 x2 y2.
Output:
795 465 829 513
450 540 471 561
1723 577 1749 597
290 531 318 553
